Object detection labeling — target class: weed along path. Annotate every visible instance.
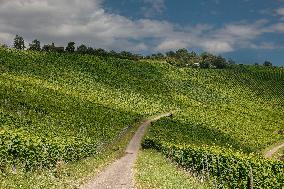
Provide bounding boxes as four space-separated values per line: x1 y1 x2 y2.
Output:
264 142 284 158
81 113 172 189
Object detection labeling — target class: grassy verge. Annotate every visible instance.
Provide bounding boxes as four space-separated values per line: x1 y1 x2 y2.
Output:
0 119 141 189
135 149 211 189
275 147 284 161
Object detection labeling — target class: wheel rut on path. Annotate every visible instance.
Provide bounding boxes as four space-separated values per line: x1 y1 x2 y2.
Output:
81 113 172 189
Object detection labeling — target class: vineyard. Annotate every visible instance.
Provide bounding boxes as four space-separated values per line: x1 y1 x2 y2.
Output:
0 47 284 188
142 67 284 187
0 47 172 170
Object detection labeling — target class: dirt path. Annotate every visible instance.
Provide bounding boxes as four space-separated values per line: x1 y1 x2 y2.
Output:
264 142 284 158
81 113 172 189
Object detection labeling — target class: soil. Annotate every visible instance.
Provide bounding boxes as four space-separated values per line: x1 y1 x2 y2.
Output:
80 113 172 189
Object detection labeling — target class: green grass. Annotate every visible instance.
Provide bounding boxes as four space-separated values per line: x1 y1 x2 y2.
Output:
0 48 173 168
1 47 284 188
274 146 284 160
141 66 284 188
0 118 140 189
1 48 283 163
135 149 211 189
145 66 284 153
281 149 284 160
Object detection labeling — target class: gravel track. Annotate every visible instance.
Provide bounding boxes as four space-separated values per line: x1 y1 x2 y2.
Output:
264 142 284 158
81 113 172 189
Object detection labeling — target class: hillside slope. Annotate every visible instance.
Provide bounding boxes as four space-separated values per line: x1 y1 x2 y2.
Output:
0 47 284 188
0 48 174 168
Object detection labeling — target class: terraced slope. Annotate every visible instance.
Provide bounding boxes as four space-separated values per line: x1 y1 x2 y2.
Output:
0 47 283 188
145 66 284 153
0 48 173 169
142 67 284 188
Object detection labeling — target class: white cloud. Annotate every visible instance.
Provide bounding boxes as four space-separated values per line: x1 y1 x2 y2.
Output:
276 7 284 16
0 0 150 51
155 40 188 51
269 23 284 32
199 40 234 53
142 0 166 17
275 7 284 20
0 0 282 54
257 42 280 49
217 23 263 39
0 0 168 51
0 32 13 45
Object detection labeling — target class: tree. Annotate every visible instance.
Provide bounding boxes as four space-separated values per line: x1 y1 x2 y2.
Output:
42 44 50 52
263 60 272 67
86 47 95 54
54 46 65 53
166 51 176 58
200 61 210 68
200 53 229 69
200 52 210 60
119 51 133 59
65 42 75 53
0 43 8 48
228 58 236 65
212 55 227 69
156 53 165 59
29 39 41 51
42 43 64 53
109 50 117 57
43 43 55 52
13 35 25 50
77 44 88 54
94 48 107 56
42 43 56 52
176 48 189 58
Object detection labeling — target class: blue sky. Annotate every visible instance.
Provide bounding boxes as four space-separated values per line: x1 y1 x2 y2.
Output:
103 0 284 65
0 0 284 65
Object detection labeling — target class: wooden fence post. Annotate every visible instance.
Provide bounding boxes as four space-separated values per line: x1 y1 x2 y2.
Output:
202 156 205 181
249 166 254 189
205 154 210 181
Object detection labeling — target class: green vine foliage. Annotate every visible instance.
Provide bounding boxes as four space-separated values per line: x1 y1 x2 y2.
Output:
142 138 284 189
0 46 284 182
0 47 166 170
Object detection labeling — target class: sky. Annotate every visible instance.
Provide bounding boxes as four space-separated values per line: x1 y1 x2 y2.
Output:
0 0 284 65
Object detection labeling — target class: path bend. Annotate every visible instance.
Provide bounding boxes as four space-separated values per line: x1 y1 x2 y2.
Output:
81 112 172 189
264 142 284 159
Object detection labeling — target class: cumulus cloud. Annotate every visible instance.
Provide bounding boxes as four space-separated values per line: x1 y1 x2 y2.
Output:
0 32 13 44
0 0 282 54
275 7 284 21
276 7 284 16
257 42 280 49
154 20 270 53
141 0 166 17
156 39 187 51
0 0 171 52
216 20 267 40
269 23 284 32
199 40 234 53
